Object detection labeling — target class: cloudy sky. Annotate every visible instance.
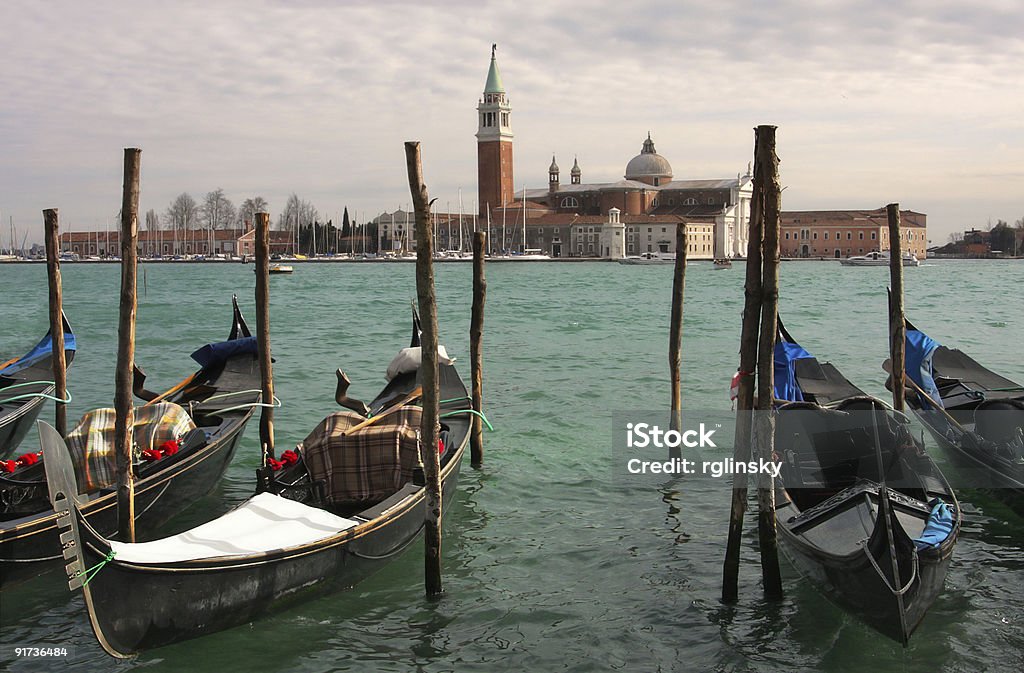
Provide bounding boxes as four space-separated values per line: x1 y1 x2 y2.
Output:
2 0 1022 245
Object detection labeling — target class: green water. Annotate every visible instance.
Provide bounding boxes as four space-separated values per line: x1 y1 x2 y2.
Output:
1 260 1022 672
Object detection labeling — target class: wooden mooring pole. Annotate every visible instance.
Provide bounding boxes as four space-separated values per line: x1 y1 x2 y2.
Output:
668 222 688 459
255 212 275 462
753 125 784 599
43 208 68 437
405 141 443 596
722 131 764 603
887 204 906 412
115 148 141 542
470 230 487 467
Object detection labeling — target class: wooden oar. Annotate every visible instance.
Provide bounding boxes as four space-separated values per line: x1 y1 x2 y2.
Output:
342 386 422 436
143 371 200 407
883 358 969 433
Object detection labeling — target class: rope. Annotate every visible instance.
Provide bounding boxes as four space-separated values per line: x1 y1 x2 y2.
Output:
81 550 116 586
439 408 494 432
209 395 282 415
0 387 72 405
439 395 471 405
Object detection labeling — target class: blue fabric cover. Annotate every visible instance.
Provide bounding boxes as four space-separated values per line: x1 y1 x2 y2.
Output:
905 329 943 408
913 499 954 550
0 331 77 376
190 336 258 368
774 341 814 402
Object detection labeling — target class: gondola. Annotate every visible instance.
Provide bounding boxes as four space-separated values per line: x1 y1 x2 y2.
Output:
899 316 1024 492
39 314 473 657
772 319 960 644
0 314 76 455
0 298 261 588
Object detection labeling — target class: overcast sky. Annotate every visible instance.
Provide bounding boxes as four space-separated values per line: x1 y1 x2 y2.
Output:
2 0 1022 246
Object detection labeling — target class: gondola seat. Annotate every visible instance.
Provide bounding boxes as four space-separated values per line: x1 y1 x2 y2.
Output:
299 406 423 507
66 402 197 493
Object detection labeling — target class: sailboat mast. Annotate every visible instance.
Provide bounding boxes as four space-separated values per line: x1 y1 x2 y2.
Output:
521 187 527 253
458 189 465 253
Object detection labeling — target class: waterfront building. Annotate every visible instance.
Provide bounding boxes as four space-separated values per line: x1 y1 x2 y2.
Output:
59 228 295 258
779 208 928 259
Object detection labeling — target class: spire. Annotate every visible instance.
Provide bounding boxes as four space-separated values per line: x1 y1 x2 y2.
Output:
642 132 656 155
484 43 504 94
549 154 559 173
571 156 581 184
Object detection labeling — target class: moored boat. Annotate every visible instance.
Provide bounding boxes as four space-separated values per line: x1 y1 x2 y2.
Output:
773 319 960 644
840 250 920 267
618 252 675 265
898 317 1024 493
1 314 76 455
0 298 261 588
40 313 474 657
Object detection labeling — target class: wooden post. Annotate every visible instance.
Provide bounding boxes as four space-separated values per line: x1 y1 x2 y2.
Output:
470 230 487 467
255 212 275 461
887 203 906 412
114 148 141 542
43 209 68 438
405 141 443 596
753 125 783 599
668 222 688 461
722 129 764 603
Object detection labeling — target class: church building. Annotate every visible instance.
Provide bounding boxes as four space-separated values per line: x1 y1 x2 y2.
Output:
476 46 752 259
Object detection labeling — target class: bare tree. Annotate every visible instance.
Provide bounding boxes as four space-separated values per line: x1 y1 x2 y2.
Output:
276 193 318 231
145 208 160 232
238 196 269 229
164 193 199 253
201 188 237 230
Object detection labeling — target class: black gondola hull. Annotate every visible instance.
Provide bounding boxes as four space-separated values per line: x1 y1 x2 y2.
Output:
777 493 955 643
0 413 251 587
75 446 464 656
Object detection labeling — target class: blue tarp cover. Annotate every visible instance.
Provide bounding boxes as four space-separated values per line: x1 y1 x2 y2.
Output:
774 341 814 402
190 336 257 368
905 329 943 408
913 499 955 550
0 332 77 376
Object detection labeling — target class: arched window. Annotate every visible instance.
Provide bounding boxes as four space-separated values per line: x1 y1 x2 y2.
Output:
560 196 579 208
684 197 697 206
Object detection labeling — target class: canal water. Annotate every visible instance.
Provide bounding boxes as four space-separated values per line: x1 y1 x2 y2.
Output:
1 259 1021 672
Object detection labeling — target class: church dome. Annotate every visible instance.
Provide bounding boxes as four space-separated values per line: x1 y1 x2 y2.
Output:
624 133 673 182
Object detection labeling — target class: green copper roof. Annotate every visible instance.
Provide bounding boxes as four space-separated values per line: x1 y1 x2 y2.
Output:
484 44 504 94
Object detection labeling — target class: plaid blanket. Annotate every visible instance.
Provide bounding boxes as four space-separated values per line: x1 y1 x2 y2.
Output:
299 406 423 507
66 402 197 493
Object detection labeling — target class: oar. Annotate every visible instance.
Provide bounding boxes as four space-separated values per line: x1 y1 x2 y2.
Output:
0 356 18 371
143 371 200 407
342 386 422 436
882 359 969 433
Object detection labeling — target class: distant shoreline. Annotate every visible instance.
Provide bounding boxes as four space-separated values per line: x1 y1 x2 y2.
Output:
0 256 1019 265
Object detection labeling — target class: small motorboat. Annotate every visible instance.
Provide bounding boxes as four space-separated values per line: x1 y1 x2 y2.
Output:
618 252 675 265
840 251 920 267
713 258 733 269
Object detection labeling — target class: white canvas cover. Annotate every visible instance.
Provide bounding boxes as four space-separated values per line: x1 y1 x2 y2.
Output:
109 492 359 563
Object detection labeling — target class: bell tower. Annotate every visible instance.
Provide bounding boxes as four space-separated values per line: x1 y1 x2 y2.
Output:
477 44 514 217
